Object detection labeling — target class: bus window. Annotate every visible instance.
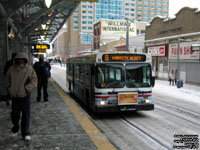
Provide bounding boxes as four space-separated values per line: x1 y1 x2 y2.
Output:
126 63 151 88
96 64 125 88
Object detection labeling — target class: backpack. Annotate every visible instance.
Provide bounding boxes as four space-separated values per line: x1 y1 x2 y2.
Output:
43 65 51 78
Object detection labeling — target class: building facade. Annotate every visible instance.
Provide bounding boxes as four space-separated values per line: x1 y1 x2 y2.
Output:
53 0 169 57
145 7 200 84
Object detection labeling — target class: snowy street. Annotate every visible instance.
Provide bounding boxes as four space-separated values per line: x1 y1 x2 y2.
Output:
51 64 200 150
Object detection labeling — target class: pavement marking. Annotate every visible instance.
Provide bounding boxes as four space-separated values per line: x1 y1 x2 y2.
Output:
50 78 117 150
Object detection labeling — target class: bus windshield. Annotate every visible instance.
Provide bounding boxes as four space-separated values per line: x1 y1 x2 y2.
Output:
126 63 151 88
96 64 125 88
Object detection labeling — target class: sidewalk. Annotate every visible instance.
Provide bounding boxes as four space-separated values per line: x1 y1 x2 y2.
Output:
0 81 97 150
153 80 200 104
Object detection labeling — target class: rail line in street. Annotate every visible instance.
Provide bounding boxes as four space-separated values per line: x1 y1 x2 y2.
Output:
120 116 172 150
153 100 200 127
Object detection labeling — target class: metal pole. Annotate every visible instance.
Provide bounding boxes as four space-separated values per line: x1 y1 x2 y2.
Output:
90 34 93 52
177 38 180 80
126 19 129 52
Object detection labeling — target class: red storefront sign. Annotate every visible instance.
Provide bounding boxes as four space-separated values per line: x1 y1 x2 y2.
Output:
147 45 166 56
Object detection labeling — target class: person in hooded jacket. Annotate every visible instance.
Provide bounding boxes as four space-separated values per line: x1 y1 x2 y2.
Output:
6 52 37 141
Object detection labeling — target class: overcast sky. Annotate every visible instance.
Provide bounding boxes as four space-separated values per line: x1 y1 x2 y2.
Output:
169 0 200 17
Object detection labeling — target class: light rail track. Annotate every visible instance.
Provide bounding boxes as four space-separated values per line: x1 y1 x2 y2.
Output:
153 100 200 127
120 116 173 150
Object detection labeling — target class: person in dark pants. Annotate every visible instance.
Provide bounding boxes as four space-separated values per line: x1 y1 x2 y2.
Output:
33 55 51 102
6 52 37 141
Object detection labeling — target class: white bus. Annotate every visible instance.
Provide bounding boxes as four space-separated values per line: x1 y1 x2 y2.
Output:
67 52 155 112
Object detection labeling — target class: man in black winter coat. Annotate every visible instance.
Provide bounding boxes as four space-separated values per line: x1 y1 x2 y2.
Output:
33 55 51 102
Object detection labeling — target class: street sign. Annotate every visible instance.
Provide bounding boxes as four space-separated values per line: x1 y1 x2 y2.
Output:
32 44 50 50
191 44 200 51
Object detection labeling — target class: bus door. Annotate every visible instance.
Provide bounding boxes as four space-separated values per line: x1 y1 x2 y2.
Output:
89 64 95 108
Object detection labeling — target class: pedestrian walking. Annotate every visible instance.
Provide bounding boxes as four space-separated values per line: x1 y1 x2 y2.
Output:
33 55 51 102
6 52 37 141
169 70 175 86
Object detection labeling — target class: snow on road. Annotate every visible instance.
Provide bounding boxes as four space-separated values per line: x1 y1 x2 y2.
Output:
153 80 200 104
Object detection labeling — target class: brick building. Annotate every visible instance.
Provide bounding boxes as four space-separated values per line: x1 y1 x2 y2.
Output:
145 7 200 84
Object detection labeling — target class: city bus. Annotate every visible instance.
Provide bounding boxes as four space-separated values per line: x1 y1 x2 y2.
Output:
66 51 155 112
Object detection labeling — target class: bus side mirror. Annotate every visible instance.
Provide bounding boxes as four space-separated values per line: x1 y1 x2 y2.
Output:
151 76 155 87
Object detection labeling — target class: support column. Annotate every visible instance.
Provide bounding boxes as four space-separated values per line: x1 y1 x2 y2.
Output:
0 22 8 95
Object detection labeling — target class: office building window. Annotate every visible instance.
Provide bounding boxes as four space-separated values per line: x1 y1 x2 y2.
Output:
82 16 87 19
125 8 129 11
164 6 168 10
82 26 87 30
74 21 78 24
88 27 93 30
163 1 168 5
131 4 135 6
151 0 155 4
144 0 148 3
73 26 78 30
138 4 142 8
82 5 87 8
157 1 161 4
144 10 148 13
73 16 78 19
157 6 161 9
81 34 92 44
163 12 168 15
88 16 93 19
82 21 87 24
73 10 78 14
88 21 93 24
151 6 155 9
88 5 93 9
82 10 87 14
131 9 135 11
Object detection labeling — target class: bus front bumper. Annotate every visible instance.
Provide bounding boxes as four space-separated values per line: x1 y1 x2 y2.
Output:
95 104 154 113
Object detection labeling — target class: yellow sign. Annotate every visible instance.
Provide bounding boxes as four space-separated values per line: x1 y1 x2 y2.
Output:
32 44 50 50
118 93 138 105
102 54 146 62
72 0 98 2
36 44 48 50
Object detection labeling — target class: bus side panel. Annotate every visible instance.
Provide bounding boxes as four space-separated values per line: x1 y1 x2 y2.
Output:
88 64 96 111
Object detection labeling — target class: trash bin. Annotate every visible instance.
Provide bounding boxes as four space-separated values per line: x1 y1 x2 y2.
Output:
177 80 183 88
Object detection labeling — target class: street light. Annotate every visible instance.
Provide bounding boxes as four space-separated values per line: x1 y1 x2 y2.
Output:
108 13 135 52
177 38 192 87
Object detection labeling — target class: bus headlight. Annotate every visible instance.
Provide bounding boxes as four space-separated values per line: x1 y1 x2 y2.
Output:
100 101 106 105
145 99 150 103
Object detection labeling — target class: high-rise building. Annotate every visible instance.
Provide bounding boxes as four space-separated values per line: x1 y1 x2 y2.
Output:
54 0 169 57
